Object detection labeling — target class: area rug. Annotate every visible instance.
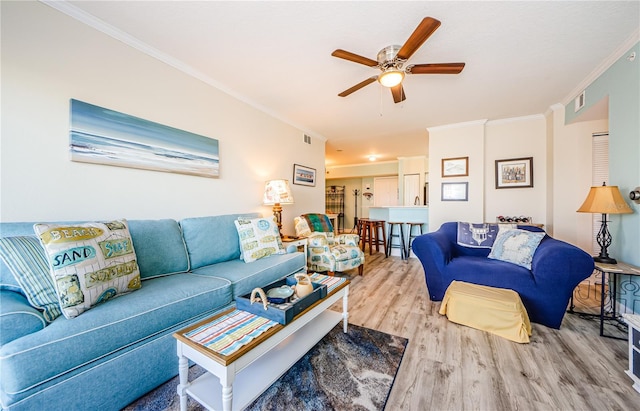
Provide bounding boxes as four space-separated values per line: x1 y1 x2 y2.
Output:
122 324 408 411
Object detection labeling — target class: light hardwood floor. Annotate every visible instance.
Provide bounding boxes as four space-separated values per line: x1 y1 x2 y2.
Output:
335 252 638 411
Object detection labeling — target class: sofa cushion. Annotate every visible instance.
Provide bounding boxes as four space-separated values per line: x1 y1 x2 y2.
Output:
33 220 142 319
180 213 260 269
0 223 40 295
0 236 62 322
190 252 305 298
0 273 232 396
488 229 545 269
128 219 190 279
234 217 285 263
0 291 46 345
457 222 516 249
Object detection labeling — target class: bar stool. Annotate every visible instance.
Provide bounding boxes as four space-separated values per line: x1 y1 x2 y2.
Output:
357 218 370 252
406 222 424 258
386 222 407 260
367 219 388 256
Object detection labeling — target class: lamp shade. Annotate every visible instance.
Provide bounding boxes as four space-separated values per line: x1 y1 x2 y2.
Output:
263 179 294 205
576 185 633 214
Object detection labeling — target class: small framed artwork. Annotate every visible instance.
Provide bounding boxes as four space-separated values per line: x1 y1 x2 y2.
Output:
293 164 316 187
441 157 469 177
495 157 533 189
441 182 468 201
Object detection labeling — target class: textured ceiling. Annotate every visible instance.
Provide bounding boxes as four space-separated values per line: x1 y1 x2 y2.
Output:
59 1 640 166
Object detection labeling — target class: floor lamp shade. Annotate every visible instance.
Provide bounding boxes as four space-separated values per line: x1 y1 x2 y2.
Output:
577 184 633 264
263 179 294 235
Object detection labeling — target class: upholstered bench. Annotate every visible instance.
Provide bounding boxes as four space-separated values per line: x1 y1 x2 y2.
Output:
439 280 532 343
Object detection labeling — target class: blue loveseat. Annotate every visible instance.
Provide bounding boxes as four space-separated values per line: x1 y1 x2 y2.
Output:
412 222 594 329
0 213 305 411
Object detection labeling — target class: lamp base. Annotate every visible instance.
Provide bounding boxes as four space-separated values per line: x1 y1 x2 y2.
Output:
593 256 617 265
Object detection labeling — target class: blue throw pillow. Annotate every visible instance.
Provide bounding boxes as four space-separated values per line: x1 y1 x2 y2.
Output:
488 229 545 269
457 222 516 248
0 236 62 322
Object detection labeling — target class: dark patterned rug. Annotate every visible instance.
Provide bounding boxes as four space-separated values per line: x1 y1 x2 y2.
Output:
122 324 408 411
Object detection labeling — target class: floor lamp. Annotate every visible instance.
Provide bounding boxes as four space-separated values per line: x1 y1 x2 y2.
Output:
263 179 294 237
577 183 633 264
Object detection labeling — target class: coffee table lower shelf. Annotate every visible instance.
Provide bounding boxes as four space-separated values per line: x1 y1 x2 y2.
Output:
175 280 349 411
185 310 341 410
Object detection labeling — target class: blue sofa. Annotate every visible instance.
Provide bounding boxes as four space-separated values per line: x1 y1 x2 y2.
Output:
412 222 594 329
0 213 306 411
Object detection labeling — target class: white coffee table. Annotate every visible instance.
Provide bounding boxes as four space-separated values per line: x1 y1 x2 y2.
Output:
173 280 349 411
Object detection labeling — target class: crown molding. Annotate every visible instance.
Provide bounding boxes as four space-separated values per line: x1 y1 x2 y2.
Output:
326 160 398 169
426 119 488 132
561 28 640 106
39 0 325 141
486 114 545 126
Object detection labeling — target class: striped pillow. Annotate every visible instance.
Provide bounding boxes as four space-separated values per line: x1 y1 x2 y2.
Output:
0 236 62 322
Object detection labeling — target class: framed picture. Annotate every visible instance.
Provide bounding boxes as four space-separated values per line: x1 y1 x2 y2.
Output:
441 157 469 177
495 157 533 189
292 164 316 186
70 99 219 178
441 182 468 201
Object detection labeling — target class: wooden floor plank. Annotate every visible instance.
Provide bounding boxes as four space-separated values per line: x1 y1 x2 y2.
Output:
332 252 639 410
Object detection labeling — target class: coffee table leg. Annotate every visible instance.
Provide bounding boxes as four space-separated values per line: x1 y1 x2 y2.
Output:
219 370 235 411
342 286 349 333
177 350 189 411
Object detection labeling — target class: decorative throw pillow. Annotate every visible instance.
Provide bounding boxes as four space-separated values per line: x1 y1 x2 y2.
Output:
488 229 545 269
33 219 141 319
0 236 62 322
234 217 285 263
457 222 516 248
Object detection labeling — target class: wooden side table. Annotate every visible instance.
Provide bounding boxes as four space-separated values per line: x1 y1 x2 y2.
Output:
594 261 640 339
281 236 307 267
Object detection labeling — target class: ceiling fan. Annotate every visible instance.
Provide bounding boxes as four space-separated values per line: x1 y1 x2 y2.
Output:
331 17 465 103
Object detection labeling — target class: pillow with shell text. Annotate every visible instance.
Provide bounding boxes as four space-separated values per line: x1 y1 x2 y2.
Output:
234 217 285 263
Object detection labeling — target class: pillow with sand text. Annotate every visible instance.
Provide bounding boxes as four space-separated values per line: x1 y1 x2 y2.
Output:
33 219 141 319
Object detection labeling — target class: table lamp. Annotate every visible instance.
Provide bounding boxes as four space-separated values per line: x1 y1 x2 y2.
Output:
577 183 633 264
263 179 294 236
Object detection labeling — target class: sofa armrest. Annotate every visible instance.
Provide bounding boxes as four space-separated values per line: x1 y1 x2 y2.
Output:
0 290 46 345
335 234 360 246
531 238 595 290
413 229 454 270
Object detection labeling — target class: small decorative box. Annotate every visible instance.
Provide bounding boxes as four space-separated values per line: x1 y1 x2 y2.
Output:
235 274 328 325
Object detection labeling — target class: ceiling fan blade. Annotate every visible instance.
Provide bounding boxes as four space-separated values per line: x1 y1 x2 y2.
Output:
408 63 465 74
338 77 378 97
391 84 406 103
397 17 441 60
331 49 378 67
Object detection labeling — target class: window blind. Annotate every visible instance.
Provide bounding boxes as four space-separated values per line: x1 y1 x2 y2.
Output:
591 133 609 255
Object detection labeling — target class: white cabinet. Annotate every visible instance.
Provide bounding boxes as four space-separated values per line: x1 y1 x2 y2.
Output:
622 314 640 394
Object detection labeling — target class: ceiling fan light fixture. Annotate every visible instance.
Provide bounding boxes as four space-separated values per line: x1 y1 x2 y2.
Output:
378 69 404 88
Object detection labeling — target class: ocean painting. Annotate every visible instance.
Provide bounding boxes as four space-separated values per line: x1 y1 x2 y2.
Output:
70 99 219 178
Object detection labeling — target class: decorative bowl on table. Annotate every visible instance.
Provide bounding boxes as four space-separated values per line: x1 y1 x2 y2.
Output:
266 285 294 304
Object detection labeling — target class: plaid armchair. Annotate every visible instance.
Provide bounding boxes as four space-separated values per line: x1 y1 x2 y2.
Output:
294 214 364 276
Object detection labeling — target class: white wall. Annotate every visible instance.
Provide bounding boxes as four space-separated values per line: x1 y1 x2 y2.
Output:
427 120 486 230
549 105 608 250
0 2 324 235
484 115 547 225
